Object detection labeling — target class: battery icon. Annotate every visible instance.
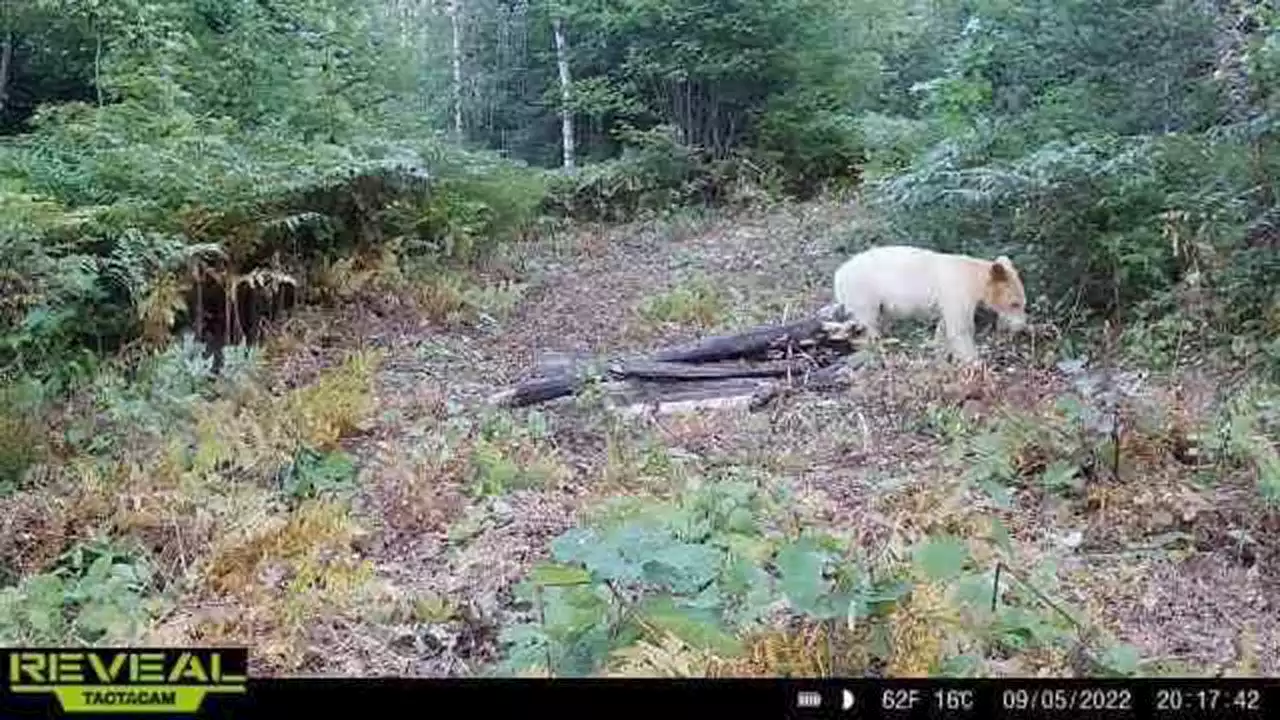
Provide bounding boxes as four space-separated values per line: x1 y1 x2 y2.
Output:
797 691 822 708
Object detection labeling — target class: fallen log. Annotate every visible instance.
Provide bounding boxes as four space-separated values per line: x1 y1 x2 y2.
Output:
616 389 772 417
611 377 775 417
486 308 864 409
608 358 813 381
650 309 858 364
484 362 783 408
800 358 860 390
610 363 851 417
485 367 596 408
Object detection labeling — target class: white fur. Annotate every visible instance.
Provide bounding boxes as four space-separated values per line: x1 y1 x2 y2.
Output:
832 244 1027 362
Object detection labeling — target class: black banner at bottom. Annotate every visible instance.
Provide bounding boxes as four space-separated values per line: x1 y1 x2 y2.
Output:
2 677 1278 719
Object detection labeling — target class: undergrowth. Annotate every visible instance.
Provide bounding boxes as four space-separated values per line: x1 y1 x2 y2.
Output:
493 462 1144 678
0 332 385 670
490 346 1279 679
637 276 729 330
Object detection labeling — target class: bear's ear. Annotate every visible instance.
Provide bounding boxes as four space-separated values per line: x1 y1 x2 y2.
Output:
990 258 1011 282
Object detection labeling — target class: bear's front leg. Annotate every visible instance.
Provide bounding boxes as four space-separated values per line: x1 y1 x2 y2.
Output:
941 309 980 364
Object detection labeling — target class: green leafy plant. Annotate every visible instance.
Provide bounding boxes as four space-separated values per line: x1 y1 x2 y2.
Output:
637 277 728 329
0 538 160 646
495 478 790 676
280 446 359 501
494 473 1111 678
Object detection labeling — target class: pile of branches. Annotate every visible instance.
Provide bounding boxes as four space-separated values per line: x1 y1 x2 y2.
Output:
487 306 865 415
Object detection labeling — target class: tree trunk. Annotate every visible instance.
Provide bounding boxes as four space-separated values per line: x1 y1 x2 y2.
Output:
552 14 574 170
0 31 11 116
448 0 463 139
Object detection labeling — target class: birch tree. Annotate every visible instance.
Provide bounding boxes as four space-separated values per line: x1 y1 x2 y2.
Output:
448 0 463 138
551 6 574 170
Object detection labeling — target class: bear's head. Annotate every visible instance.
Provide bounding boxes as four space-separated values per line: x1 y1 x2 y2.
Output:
984 255 1027 332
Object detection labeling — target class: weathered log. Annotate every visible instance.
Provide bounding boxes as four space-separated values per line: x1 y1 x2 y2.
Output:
489 356 827 408
616 392 763 417
799 358 860 390
649 311 856 364
488 309 862 408
608 358 813 381
609 364 844 417
610 378 777 417
486 368 595 407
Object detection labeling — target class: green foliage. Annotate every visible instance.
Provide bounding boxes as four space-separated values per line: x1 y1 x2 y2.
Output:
912 404 971 444
1098 643 1143 677
490 0 897 209
913 536 970 583
1214 381 1280 507
495 478 791 676
0 538 160 645
637 275 727 329
0 0 555 384
4 0 1279 681
404 155 553 263
957 360 1152 504
751 96 865 197
856 0 1278 361
544 125 752 222
857 113 940 180
495 474 1101 677
417 407 567 500
280 446 359 502
69 334 224 454
8 0 1269 376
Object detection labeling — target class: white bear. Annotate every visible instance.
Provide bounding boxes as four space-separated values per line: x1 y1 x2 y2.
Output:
832 244 1028 363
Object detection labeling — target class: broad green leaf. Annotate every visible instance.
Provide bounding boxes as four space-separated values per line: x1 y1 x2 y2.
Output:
636 597 744 657
954 570 996 608
775 538 851 619
938 653 985 677
556 621 621 677
86 555 114 585
495 623 551 675
77 601 135 641
528 562 593 588
540 585 609 633
775 538 829 607
1099 643 1142 676
685 581 725 612
718 532 774 564
867 621 895 659
22 574 66 640
644 542 721 594
724 506 757 534
551 526 645 584
848 577 910 622
913 536 969 582
721 559 776 626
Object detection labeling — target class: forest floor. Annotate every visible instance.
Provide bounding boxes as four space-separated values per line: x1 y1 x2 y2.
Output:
85 198 1278 677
